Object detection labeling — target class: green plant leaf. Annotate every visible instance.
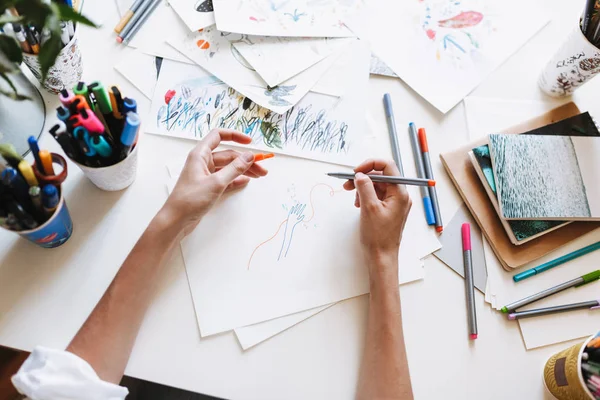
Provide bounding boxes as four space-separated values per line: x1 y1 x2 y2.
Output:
0 71 17 93
0 35 23 64
0 14 22 25
55 3 98 27
38 33 61 83
0 72 30 100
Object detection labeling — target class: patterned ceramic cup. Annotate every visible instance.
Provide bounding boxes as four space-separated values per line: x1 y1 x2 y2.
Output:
22 26 83 94
543 334 596 400
539 25 600 97
73 146 139 192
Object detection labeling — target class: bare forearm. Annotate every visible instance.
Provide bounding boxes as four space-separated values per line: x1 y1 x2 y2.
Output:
67 208 184 383
357 254 414 400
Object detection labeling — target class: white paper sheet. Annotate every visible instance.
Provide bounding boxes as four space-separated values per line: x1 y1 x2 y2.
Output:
169 0 215 31
147 48 370 166
483 234 600 349
348 0 549 113
167 156 439 336
114 50 160 99
231 36 352 87
168 26 355 113
212 0 360 37
369 54 397 77
117 0 192 63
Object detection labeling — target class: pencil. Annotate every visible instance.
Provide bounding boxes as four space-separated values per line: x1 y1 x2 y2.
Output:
327 172 435 187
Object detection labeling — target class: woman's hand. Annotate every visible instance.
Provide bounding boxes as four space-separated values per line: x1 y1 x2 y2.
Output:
162 129 268 236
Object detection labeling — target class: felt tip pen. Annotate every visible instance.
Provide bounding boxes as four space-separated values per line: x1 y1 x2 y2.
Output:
25 28 39 54
408 122 435 225
73 81 94 110
27 136 45 176
110 86 124 119
69 95 91 112
123 97 137 114
39 150 55 176
6 200 37 230
75 108 105 133
0 143 23 168
42 184 59 215
29 186 42 212
254 153 274 162
73 126 97 157
18 160 38 187
507 300 600 320
59 89 74 106
56 106 70 121
114 0 145 33
513 240 600 282
88 81 113 114
462 223 478 340
327 172 435 187
418 128 443 232
117 0 157 42
13 25 32 53
2 168 32 207
120 112 141 159
119 0 162 45
90 135 113 158
502 270 600 313
383 94 404 176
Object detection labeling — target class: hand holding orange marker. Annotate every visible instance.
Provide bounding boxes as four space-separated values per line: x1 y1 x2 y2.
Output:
253 153 275 162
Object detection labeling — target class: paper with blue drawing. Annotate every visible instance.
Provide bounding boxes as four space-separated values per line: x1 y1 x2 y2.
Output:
147 42 370 165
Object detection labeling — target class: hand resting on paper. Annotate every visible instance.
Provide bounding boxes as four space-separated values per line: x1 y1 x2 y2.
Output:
343 158 412 290
163 128 269 236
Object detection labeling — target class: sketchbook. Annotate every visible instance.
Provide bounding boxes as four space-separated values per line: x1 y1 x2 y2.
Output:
469 149 569 245
440 103 600 270
489 134 600 221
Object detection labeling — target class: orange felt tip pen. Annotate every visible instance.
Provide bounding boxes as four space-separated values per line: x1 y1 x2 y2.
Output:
254 153 275 162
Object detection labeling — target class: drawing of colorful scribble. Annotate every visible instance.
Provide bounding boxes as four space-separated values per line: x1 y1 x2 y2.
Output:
246 183 339 270
156 77 350 154
420 0 492 66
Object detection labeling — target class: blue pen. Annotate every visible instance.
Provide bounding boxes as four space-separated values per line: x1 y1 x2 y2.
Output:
513 240 600 282
123 97 137 114
90 135 113 158
41 185 59 215
408 122 435 225
119 112 140 161
56 106 70 122
27 136 46 175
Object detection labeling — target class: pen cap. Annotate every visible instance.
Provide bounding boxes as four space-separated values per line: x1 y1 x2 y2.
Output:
123 97 137 114
41 185 59 209
73 81 88 96
461 223 471 251
383 93 393 118
417 128 429 152
89 81 113 114
78 109 105 133
121 112 140 146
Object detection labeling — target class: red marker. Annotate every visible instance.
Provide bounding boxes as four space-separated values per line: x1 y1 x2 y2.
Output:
462 223 478 340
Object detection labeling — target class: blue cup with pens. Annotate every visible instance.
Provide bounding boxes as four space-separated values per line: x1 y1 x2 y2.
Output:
51 82 140 191
0 141 73 248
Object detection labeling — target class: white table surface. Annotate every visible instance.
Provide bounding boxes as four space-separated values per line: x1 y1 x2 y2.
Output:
1 0 599 399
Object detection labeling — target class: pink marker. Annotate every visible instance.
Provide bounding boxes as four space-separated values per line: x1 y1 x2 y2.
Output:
76 108 105 133
59 89 74 107
462 223 478 340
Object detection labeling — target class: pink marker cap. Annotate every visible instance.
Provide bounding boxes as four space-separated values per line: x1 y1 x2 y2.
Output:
470 334 478 340
508 314 517 320
461 223 471 251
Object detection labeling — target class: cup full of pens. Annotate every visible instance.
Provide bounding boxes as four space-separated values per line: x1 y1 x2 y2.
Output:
51 81 140 191
0 139 73 248
543 331 600 400
539 0 600 97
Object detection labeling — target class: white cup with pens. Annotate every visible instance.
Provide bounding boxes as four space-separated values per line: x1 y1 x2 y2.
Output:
51 82 140 191
539 1 600 97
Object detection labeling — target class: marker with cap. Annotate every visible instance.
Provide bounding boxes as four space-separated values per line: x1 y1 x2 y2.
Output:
408 122 435 225
418 128 443 232
462 223 478 340
507 300 600 320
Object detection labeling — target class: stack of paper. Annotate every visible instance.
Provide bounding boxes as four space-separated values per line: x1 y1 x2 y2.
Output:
464 97 600 350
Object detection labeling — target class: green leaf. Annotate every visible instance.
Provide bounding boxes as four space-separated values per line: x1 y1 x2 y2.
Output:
55 3 98 28
38 32 61 83
0 71 17 93
0 72 30 101
0 35 22 64
0 14 22 25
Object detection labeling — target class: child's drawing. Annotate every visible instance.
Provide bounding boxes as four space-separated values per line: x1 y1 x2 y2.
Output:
212 0 363 37
419 0 492 66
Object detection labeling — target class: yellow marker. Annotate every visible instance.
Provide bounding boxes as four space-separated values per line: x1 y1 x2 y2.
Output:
18 160 38 187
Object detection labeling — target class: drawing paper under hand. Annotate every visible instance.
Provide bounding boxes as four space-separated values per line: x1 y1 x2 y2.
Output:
211 0 361 37
231 36 352 87
489 134 600 221
167 156 439 336
347 0 549 113
147 55 369 165
168 26 356 113
434 205 487 293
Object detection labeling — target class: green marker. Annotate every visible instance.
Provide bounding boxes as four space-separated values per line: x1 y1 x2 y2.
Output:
513 241 600 282
73 81 94 111
502 270 600 313
88 81 113 114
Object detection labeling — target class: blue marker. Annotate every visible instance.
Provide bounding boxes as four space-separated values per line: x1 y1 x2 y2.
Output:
119 112 140 160
123 97 137 114
408 122 435 225
41 185 59 214
56 106 70 122
513 240 600 282
2 168 31 206
27 136 45 175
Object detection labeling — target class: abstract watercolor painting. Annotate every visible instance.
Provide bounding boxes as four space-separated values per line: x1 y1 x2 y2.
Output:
147 55 369 165
348 0 549 113
168 26 348 113
489 134 600 221
212 0 362 37
169 0 215 31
